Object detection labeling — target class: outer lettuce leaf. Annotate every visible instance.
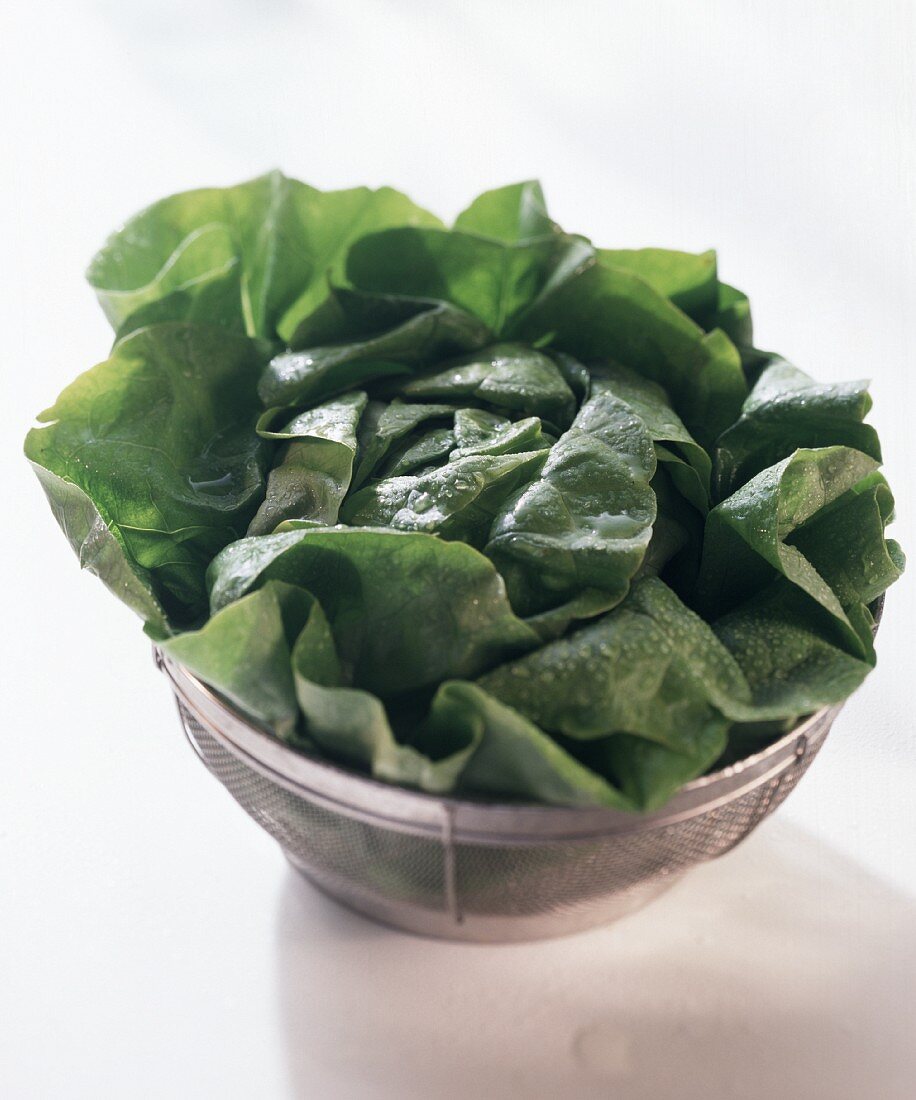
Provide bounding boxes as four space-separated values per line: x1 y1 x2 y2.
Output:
571 717 731 812
248 392 366 534
477 581 735 809
479 578 752 738
714 357 881 499
290 604 627 805
597 250 753 347
453 181 556 243
788 471 903 609
714 581 874 715
513 255 747 447
484 376 656 615
160 581 313 738
28 463 169 633
712 283 753 347
426 682 630 807
198 579 628 806
598 247 719 320
25 322 270 625
302 593 630 803
87 171 441 342
346 226 589 335
208 527 539 697
696 446 882 656
290 596 477 791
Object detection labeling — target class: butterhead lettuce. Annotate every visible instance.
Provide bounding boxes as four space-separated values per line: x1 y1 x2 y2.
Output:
26 172 904 810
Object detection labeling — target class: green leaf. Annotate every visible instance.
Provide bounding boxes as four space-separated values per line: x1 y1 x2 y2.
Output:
28 462 168 633
379 425 456 477
390 343 577 429
696 446 881 655
714 580 873 715
259 300 491 408
598 247 718 320
427 682 631 807
636 466 702 590
591 362 711 513
513 255 747 447
521 589 625 642
597 256 754 349
87 171 440 341
25 323 270 624
484 376 656 615
714 357 881 499
571 717 731 812
352 399 456 487
346 226 575 334
341 449 548 547
451 413 552 458
453 181 555 243
477 579 738 804
711 283 753 346
788 472 904 609
160 581 313 738
291 598 477 791
479 578 744 738
247 392 367 534
208 527 539 697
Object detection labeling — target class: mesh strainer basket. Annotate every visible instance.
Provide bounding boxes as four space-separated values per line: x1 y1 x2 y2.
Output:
155 648 846 942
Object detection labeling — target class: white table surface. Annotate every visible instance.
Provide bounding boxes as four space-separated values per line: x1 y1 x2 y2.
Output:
2 2 915 1097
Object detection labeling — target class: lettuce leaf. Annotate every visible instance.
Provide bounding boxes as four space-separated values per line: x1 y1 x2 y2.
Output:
25 322 270 626
87 171 440 342
207 527 539 697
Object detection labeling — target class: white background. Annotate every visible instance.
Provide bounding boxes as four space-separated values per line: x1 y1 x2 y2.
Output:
2 2 915 1097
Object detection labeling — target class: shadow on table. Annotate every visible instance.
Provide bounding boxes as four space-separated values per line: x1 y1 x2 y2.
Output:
274 819 915 1100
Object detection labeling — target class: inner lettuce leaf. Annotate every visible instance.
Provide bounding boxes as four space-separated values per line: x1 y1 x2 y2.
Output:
484 375 657 615
386 343 578 428
27 172 903 812
260 298 492 408
589 362 711 513
341 448 550 547
248 392 366 534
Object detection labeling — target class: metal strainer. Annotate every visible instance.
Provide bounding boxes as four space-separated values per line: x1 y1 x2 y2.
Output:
155 649 842 941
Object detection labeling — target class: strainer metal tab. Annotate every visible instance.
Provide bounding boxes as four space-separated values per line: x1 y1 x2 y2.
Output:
156 648 840 941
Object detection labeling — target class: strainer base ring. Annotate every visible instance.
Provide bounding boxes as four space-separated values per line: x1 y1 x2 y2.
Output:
285 851 684 942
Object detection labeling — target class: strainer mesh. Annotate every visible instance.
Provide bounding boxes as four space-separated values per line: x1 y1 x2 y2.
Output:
178 702 822 932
